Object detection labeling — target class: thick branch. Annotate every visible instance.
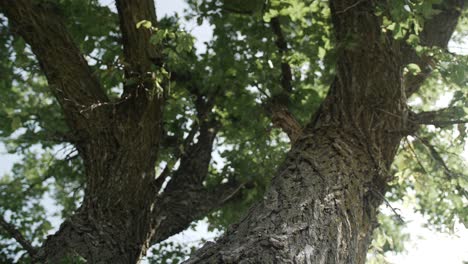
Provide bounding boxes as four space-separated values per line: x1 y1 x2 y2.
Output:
0 216 37 259
151 118 228 243
268 103 302 142
154 122 199 191
114 0 166 155
268 17 302 142
113 0 164 154
115 0 160 80
153 181 244 243
151 86 228 242
412 107 468 128
163 117 219 190
270 17 292 93
0 0 109 131
402 0 464 96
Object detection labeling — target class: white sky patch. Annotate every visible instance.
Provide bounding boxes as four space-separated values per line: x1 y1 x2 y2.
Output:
448 38 468 55
385 202 468 264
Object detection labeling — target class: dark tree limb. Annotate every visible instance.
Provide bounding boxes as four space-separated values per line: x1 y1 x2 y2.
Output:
0 216 38 259
268 103 303 142
270 17 293 94
0 0 109 134
268 17 302 142
151 116 226 243
402 0 464 96
156 81 220 190
152 181 244 243
115 0 159 71
115 0 161 97
411 107 468 128
154 122 199 191
150 80 230 242
163 117 219 189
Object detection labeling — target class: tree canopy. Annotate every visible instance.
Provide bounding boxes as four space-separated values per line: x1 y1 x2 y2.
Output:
0 0 466 263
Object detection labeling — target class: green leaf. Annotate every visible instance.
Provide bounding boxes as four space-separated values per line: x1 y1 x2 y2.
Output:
407 63 421 75
136 20 152 29
318 47 326 59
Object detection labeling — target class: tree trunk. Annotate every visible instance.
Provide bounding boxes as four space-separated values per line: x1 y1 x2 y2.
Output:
37 127 162 263
186 1 408 262
190 130 382 262
185 116 398 264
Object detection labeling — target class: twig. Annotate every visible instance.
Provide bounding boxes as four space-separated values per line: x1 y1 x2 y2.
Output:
405 137 427 174
336 0 365 14
219 183 244 204
371 189 405 224
415 135 452 175
415 135 468 199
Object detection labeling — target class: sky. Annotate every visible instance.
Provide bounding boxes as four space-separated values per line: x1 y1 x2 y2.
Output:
0 0 467 263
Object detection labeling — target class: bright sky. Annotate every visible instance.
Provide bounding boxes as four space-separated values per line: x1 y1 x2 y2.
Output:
1 1 467 263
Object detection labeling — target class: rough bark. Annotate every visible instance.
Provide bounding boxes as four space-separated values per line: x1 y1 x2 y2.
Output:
186 126 386 264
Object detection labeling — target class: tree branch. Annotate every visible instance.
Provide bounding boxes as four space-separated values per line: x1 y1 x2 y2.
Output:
164 117 219 189
150 84 230 243
416 135 468 199
152 181 244 243
267 17 302 142
0 216 38 259
411 107 468 128
267 103 303 142
402 0 464 96
270 17 292 94
115 0 160 89
154 121 199 191
0 0 109 131
113 0 167 146
155 83 220 190
151 115 248 244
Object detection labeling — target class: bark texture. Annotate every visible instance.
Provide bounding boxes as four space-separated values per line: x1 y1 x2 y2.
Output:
187 126 386 263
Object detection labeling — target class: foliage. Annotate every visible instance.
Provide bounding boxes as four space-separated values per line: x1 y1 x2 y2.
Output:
0 0 466 262
148 241 198 264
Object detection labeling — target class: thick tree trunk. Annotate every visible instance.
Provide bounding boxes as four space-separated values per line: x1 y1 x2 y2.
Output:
187 125 387 263
186 1 408 262
37 130 161 263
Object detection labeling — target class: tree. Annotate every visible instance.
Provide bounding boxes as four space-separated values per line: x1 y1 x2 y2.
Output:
0 0 466 263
